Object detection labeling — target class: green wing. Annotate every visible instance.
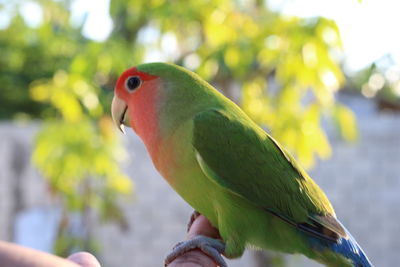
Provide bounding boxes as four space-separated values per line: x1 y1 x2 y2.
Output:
192 109 347 242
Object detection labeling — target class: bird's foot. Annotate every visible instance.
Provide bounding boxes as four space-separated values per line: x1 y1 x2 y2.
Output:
187 210 201 232
164 235 227 267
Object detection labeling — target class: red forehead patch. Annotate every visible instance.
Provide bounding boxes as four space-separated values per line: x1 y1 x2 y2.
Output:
116 67 158 91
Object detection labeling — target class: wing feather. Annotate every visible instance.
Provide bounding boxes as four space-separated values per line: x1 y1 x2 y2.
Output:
192 109 347 242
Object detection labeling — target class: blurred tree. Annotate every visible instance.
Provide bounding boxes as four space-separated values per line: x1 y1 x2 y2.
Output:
1 0 133 256
0 0 360 265
346 56 400 112
1 0 358 167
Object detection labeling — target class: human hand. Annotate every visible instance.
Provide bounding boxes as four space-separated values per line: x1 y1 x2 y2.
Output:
0 241 101 267
167 214 223 267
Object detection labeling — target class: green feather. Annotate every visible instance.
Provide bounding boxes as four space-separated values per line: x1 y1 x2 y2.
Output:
193 109 346 241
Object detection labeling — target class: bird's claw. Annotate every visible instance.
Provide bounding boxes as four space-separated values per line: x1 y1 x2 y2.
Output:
164 235 227 267
187 210 201 232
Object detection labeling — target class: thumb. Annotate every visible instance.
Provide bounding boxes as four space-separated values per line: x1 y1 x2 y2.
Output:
67 252 101 267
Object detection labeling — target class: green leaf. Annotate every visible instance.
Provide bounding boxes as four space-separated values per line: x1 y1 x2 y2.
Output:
333 104 358 141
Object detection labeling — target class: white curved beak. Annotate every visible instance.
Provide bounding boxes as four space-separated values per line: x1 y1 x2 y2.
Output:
111 95 128 134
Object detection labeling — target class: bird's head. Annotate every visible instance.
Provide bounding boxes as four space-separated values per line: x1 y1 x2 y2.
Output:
111 66 159 133
112 62 215 139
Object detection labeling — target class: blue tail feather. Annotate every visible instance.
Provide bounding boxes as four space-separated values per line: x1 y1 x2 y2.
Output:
332 232 372 267
309 226 373 267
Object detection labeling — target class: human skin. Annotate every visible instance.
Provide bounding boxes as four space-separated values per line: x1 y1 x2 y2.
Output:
0 215 217 267
0 241 100 267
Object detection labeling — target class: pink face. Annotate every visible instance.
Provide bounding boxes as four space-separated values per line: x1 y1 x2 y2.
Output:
112 67 161 147
112 67 176 178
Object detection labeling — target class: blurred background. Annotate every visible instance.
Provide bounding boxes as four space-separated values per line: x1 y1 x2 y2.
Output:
0 0 399 266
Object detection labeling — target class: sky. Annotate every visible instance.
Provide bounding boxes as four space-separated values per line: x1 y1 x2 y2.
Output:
70 0 113 42
269 0 400 71
4 0 400 72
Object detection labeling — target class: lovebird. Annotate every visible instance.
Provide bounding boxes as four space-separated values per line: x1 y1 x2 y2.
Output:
111 62 373 267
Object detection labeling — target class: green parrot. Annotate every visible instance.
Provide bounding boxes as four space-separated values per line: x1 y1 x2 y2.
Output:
111 62 372 267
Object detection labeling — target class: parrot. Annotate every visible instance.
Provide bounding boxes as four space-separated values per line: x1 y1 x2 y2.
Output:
111 62 373 267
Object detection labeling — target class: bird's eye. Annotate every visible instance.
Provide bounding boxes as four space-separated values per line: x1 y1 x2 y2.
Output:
125 76 141 92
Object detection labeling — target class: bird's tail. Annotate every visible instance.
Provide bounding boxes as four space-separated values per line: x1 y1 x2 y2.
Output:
331 230 373 267
311 227 373 267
